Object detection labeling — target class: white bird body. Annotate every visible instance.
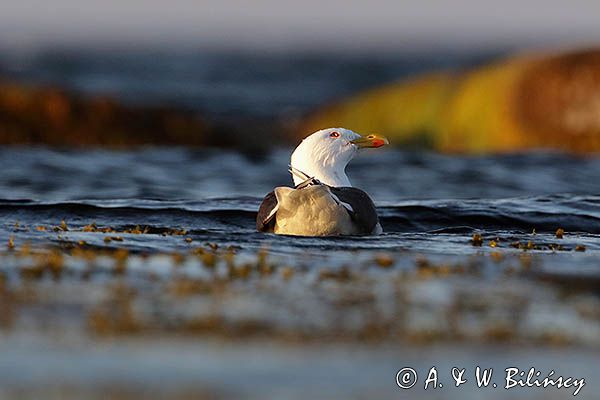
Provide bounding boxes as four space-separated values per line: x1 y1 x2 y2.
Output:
257 128 388 236
273 185 359 236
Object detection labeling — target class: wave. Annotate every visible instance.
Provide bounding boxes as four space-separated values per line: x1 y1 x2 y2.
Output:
1 195 598 234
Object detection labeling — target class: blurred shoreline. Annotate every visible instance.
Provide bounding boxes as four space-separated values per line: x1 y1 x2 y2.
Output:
1 47 600 153
0 47 500 149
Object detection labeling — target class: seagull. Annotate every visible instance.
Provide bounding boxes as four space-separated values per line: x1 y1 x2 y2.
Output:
256 128 389 236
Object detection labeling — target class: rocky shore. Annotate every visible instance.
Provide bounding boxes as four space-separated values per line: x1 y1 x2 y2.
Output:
1 48 599 153
0 80 288 150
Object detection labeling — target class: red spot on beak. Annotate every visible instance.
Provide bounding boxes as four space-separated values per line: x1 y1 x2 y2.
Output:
372 139 385 148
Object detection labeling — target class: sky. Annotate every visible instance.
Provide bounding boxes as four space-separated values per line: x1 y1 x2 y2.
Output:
1 0 599 52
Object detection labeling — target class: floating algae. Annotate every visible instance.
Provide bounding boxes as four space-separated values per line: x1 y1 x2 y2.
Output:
471 233 483 246
0 236 597 353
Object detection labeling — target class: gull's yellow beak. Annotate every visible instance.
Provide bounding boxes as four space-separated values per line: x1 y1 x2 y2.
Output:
351 134 390 149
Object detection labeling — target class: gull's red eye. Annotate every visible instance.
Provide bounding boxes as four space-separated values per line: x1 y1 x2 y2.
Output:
329 131 340 138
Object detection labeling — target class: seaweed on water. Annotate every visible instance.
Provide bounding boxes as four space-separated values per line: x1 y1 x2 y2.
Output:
373 253 395 268
471 233 483 246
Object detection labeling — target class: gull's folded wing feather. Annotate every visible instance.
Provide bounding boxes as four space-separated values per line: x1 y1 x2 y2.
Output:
330 187 379 234
256 191 279 232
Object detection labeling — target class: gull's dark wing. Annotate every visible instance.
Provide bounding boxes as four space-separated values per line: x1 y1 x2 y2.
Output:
330 186 379 234
256 191 278 232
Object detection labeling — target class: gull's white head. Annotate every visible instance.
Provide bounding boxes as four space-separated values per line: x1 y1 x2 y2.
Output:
290 127 389 187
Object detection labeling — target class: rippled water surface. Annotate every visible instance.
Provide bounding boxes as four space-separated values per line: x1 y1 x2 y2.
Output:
1 147 599 399
2 147 599 254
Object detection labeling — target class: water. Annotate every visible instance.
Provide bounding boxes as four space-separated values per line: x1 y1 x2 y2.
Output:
2 146 599 249
1 148 599 399
1 146 599 285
